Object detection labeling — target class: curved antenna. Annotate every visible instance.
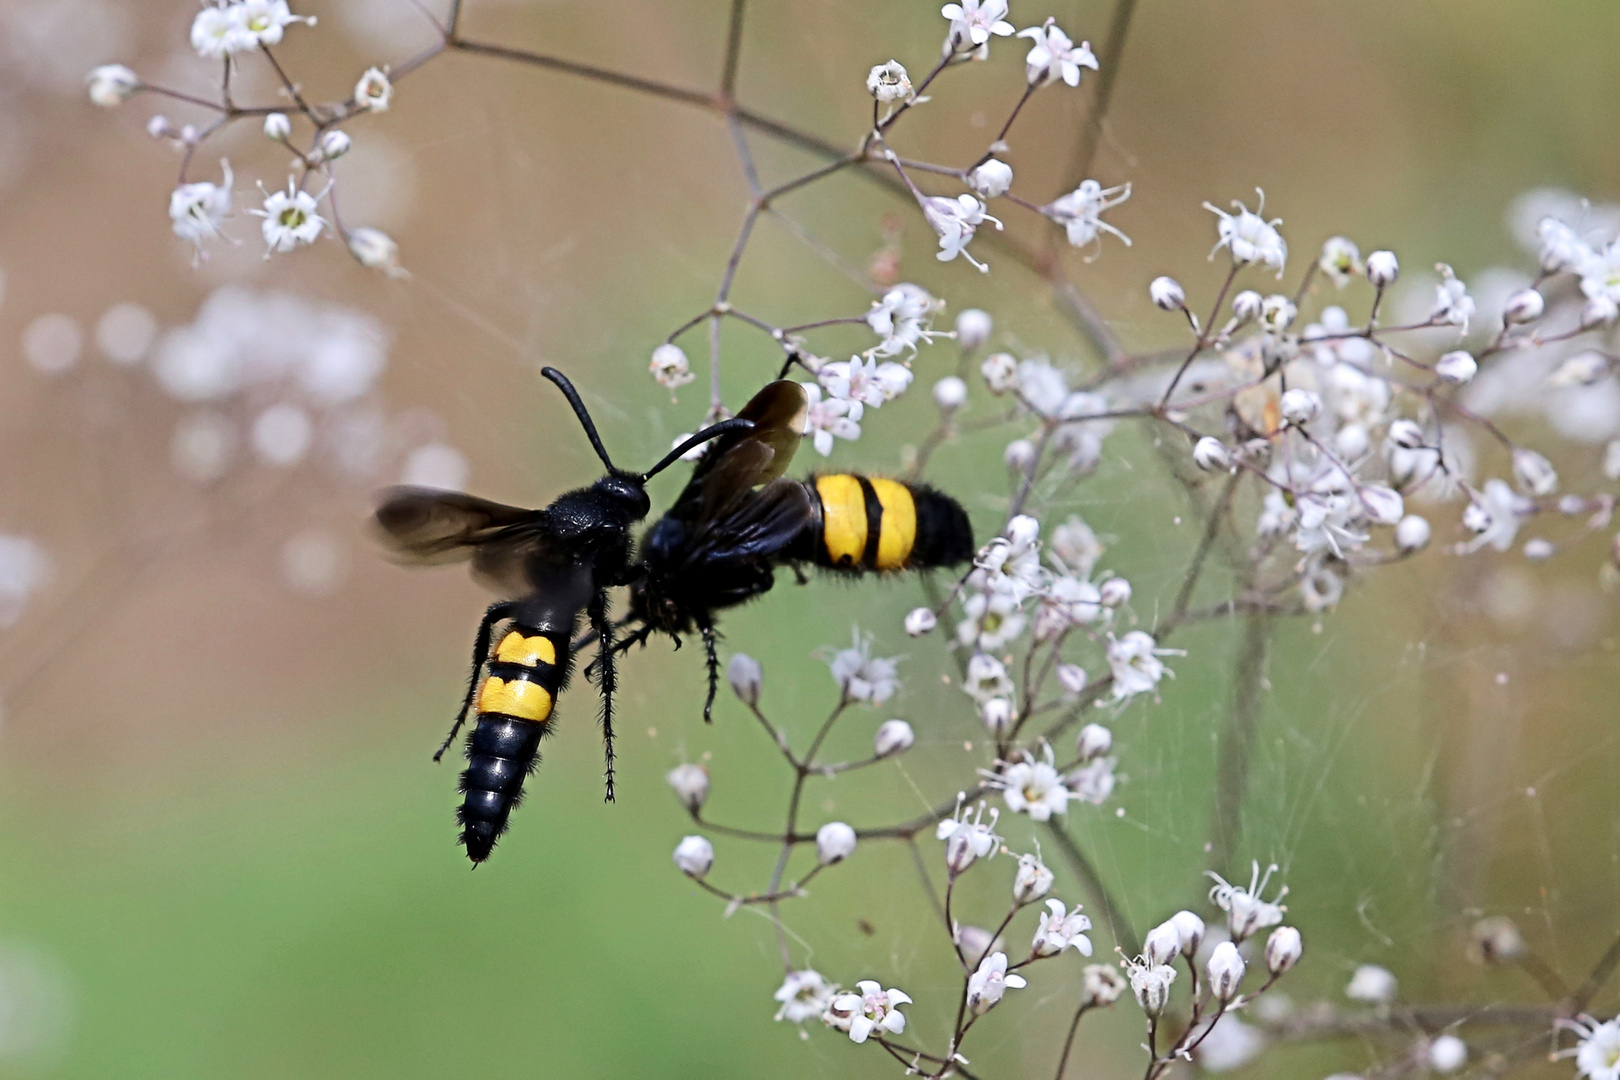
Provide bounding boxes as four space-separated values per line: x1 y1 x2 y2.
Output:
642 418 756 481
540 367 616 472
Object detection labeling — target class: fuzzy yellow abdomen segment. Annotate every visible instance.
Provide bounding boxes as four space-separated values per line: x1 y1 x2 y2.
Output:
495 631 557 667
817 474 868 566
869 478 916 570
478 676 553 724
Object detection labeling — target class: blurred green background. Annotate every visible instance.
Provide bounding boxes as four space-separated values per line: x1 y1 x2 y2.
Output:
0 0 1616 1077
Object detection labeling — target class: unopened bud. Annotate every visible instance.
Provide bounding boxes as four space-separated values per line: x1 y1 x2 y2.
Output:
1056 664 1087 696
815 821 857 865
933 375 969 413
672 834 714 878
1207 941 1246 1002
1232 290 1263 322
346 227 406 277
1012 853 1054 904
1388 418 1426 449
1469 916 1525 964
263 112 292 140
1429 1034 1468 1074
904 606 937 637
1395 514 1431 553
727 653 762 705
954 309 993 350
874 718 915 757
1076 722 1111 761
1004 439 1037 472
1149 276 1186 311
1435 350 1477 384
665 762 710 810
1265 925 1303 975
1582 295 1619 329
981 697 1013 734
1512 448 1558 496
1098 577 1132 607
968 159 1013 199
1279 388 1321 426
1366 249 1399 287
86 64 139 107
1502 288 1544 325
317 128 352 160
981 352 1017 393
1193 436 1231 472
1144 920 1181 967
1170 910 1205 957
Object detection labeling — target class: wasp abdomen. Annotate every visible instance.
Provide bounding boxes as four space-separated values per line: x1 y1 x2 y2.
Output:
802 474 973 572
457 625 567 863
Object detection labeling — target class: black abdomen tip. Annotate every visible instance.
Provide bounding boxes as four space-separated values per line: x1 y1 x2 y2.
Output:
456 715 545 863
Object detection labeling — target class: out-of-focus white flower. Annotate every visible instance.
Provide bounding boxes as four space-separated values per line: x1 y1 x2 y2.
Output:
1265 926 1303 974
649 342 694 393
958 588 1026 652
1579 240 1620 305
1551 352 1610 387
986 744 1073 821
865 283 942 358
1232 289 1264 322
1279 388 1321 426
672 835 714 878
666 762 709 810
874 719 914 757
969 159 1014 199
1502 288 1545 325
1033 898 1093 957
315 129 352 162
1435 350 1477 384
1125 954 1177 1016
825 981 910 1044
801 383 861 457
95 303 157 365
1194 436 1232 472
904 606 937 637
727 652 762 705
981 351 1018 393
264 112 292 140
1047 180 1132 252
1144 920 1182 967
1068 756 1117 805
955 309 993 350
251 179 326 254
933 375 969 415
401 443 467 489
1429 1034 1468 1073
1395 514 1431 552
1208 861 1288 941
87 64 138 106
937 799 1001 873
1430 264 1476 331
966 951 1026 1014
1461 479 1532 553
1583 295 1620 329
1197 1016 1268 1073
1366 249 1399 287
1082 963 1127 1006
1319 236 1363 288
1076 723 1111 762
1561 1016 1620 1080
941 0 1014 51
1098 576 1131 607
1017 19 1098 88
1345 963 1398 1004
1539 217 1591 274
1051 515 1103 577
237 0 314 46
355 66 392 111
866 60 911 102
1206 191 1287 274
1012 853 1054 904
1208 941 1246 1002
191 4 251 57
1108 631 1177 700
169 159 234 254
964 652 1016 703
1150 276 1186 311
22 314 83 376
774 970 837 1024
1523 537 1555 561
1261 294 1297 333
1512 448 1558 495
815 822 857 865
1056 663 1088 696
828 630 900 704
1359 484 1405 526
1171 911 1206 957
0 535 52 629
921 194 1001 271
346 227 407 277
957 925 1004 967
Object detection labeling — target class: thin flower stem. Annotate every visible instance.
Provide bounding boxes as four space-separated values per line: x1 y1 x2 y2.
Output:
720 0 747 97
1159 263 1241 408
1574 929 1620 1009
1053 1001 1094 1080
1066 0 1140 184
259 44 318 120
971 83 1037 170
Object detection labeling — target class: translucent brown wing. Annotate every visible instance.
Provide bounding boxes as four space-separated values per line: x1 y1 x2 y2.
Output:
672 381 809 527
373 487 557 597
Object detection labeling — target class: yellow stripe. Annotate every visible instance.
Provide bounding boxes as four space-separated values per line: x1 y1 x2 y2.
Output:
869 478 916 570
495 631 556 667
816 475 867 566
478 676 553 723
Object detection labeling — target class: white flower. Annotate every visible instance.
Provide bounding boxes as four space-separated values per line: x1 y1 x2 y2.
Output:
1098 577 1131 607
1265 926 1303 974
941 0 1014 51
1194 436 1231 472
1051 515 1104 577
649 342 694 393
957 588 1026 652
1539 217 1592 273
955 309 993 349
1396 514 1431 553
1208 861 1288 941
1206 192 1287 274
828 629 900 704
346 227 406 277
355 66 392 111
1462 479 1532 553
1580 240 1620 304
191 4 251 57
1124 954 1177 1016
1197 1016 1268 1073
1319 236 1363 288
821 355 887 409
235 0 312 47
1551 352 1610 387
1345 963 1397 1004
1294 489 1369 559
1082 963 1127 1006
1232 289 1264 321
1017 20 1098 88
969 158 1014 198
316 129 352 161
1057 664 1088 696
87 64 138 107
1108 631 1176 700
921 194 1001 271
866 60 911 102
1430 264 1476 331
963 652 1016 703
665 763 709 810
1171 911 1205 957
0 535 51 629
974 515 1046 601
774 970 837 1024
1013 853 1054 903
1502 287 1545 325
1261 294 1298 333
936 799 1001 873
816 821 857 865
1033 898 1094 957
1584 295 1620 328
1047 180 1132 252
1279 388 1321 426
727 652 762 705
1512 448 1558 495
981 351 1018 393
169 160 234 254
933 375 969 413
1564 1016 1620 1080
801 383 861 456
966 951 1026 1014
1068 756 1117 805
874 719 914 757
826 980 910 1043
672 835 714 878
1076 723 1112 762
250 180 326 254
904 607 937 637
1435 350 1477 384
1207 941 1246 1002
1150 276 1186 311
263 112 292 139
1429 1034 1467 1073
986 744 1073 821
866 283 942 358
1144 921 1182 967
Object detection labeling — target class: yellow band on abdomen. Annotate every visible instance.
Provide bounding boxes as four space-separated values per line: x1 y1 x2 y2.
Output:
869 478 916 570
478 676 553 723
495 630 557 668
816 474 868 566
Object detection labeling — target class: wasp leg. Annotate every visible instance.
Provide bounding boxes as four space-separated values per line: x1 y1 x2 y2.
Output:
699 617 721 725
588 590 617 803
434 601 514 763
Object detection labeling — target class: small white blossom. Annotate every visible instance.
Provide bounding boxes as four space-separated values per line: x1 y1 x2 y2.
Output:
1017 19 1098 88
1150 276 1187 311
1265 926 1303 974
1033 898 1094 957
1013 853 1055 904
168 160 234 255
1279 388 1322 426
1551 352 1610 387
801 383 861 457
1208 861 1288 941
1056 663 1088 696
86 64 138 107
1345 963 1398 1004
1207 941 1246 1002
816 821 857 865
1194 436 1232 472
346 227 407 277
1261 294 1297 333
649 342 694 393
1502 287 1545 325
985 744 1073 821
1366 249 1400 287
1539 217 1592 273
966 951 1026 1014
1395 514 1432 552
672 835 714 878
1206 191 1287 275
829 630 900 704
866 60 911 102
235 0 313 47
1144 920 1182 967
933 375 969 414
1429 264 1476 331
874 719 915 757
1098 576 1132 608
250 179 326 254
1563 1016 1620 1080
1068 756 1117 805
1108 630 1176 700
957 925 1004 967
1082 964 1127 1006
191 4 250 57
826 981 910 1044
955 309 993 350
355 66 393 111
1125 954 1177 1016
1435 350 1477 384
1583 295 1620 329
904 607 937 637
969 158 1014 198
665 763 710 810
941 0 1014 52
981 351 1018 393
727 652 762 705
957 588 1026 652
980 697 1013 735
921 194 1001 271
964 652 1016 703
774 970 837 1024
1429 1034 1467 1074
1047 180 1132 253
1319 236 1363 288
262 112 292 140
1461 479 1532 553
937 799 1001 873
1076 723 1111 761
1512 448 1558 495
1171 911 1206 957
1197 1016 1269 1073
1232 289 1264 322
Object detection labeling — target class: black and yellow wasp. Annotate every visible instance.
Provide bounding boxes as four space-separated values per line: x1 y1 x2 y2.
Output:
624 379 975 720
372 367 753 863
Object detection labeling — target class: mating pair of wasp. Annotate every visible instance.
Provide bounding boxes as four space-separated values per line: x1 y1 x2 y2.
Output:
374 369 972 863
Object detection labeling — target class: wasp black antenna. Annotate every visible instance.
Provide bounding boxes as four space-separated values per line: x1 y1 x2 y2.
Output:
642 418 757 482
540 367 617 472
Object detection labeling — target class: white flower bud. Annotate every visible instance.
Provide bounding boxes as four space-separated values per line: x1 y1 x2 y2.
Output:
866 59 912 102
1098 577 1132 607
1082 964 1126 1006
1144 920 1182 967
1429 1035 1467 1074
672 834 714 878
264 111 292 140
981 352 1018 393
1012 853 1054 904
1279 388 1321 426
1260 294 1297 332
1582 295 1620 329
146 114 169 138
1130 963 1176 1017
969 159 1013 199
1434 350 1477 384
1149 276 1186 311
1345 963 1398 1004
1232 290 1264 322
1512 448 1558 496
1523 537 1555 561
981 696 1013 734
815 821 857 865
1359 485 1404 526
1207 940 1246 1002
1550 352 1608 387
1056 664 1087 696
1170 910 1205 957
1469 916 1525 964
1335 423 1370 461
1395 514 1431 553
87 64 139 107
904 607 937 637
933 375 969 413
1265 925 1303 974
874 718 915 758
1193 436 1232 472
1502 288 1544 325
727 653 762 705
1366 249 1399 287
355 66 392 111
666 762 710 810
347 227 406 277
317 129 352 160
1388 419 1426 449
1076 722 1111 761
954 309 993 350
1004 439 1037 472
945 830 979 874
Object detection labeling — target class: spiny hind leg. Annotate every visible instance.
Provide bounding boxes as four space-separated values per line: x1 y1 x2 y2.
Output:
588 590 617 802
435 601 513 763
700 617 720 725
